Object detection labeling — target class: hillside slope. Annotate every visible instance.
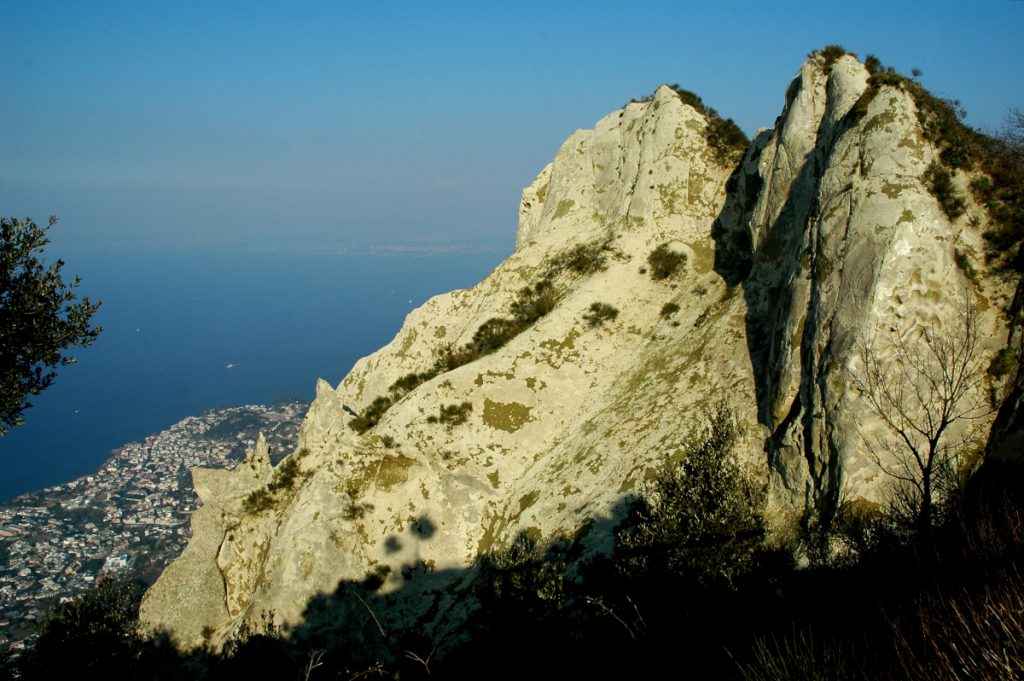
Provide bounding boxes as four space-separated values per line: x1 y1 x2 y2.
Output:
141 51 1016 651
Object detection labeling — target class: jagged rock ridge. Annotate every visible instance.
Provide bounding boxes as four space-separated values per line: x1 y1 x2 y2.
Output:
141 52 1016 650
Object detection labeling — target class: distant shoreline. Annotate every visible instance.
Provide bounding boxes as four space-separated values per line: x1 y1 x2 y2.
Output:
0 400 309 648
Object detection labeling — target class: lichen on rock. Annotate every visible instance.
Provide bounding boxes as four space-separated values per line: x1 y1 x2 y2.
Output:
142 55 1015 653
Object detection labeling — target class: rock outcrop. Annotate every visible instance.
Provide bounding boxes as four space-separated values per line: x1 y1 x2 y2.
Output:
141 52 1016 651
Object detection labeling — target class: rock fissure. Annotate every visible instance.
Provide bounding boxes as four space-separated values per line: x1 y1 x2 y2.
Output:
141 54 1016 651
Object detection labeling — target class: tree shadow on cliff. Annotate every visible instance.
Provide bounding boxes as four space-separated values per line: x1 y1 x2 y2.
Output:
275 506 638 678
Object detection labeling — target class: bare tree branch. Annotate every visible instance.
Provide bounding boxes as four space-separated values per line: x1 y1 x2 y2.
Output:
852 294 991 533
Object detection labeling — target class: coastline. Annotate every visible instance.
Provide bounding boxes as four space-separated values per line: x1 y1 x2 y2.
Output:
0 400 308 649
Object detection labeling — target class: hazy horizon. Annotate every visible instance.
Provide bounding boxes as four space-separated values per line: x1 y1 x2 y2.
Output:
3 1 1023 254
0 249 503 502
2 1 1023 495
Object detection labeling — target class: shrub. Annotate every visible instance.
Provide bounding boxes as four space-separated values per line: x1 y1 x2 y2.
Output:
243 488 274 514
349 370 443 434
668 85 705 112
583 302 619 328
268 457 299 492
647 243 687 280
615 406 764 588
954 248 978 282
988 347 1017 379
434 342 479 373
706 116 750 165
348 395 395 434
511 279 558 326
555 242 610 275
974 126 1024 272
665 84 750 165
471 317 522 354
243 454 309 514
660 302 681 318
428 401 473 429
844 52 1024 270
864 54 882 76
21 577 147 679
350 271 565 435
476 530 568 621
389 370 438 399
924 161 966 220
913 91 974 170
816 44 848 72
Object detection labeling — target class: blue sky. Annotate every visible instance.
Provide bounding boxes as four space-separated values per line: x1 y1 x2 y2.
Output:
2 1 1022 253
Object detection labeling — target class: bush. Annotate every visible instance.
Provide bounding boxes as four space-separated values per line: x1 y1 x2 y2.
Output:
427 401 473 429
349 272 565 435
243 454 308 514
816 44 849 72
706 117 750 165
348 395 395 434
663 85 749 165
864 54 882 76
554 242 610 275
20 577 148 679
583 302 619 328
475 530 569 623
243 488 274 514
924 161 966 220
434 342 479 373
647 243 687 280
615 406 764 588
988 347 1017 379
471 317 522 354
510 279 558 326
844 53 1024 270
660 302 681 318
954 248 978 282
389 370 438 399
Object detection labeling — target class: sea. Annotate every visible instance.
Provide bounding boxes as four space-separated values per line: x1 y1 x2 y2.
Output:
0 248 505 502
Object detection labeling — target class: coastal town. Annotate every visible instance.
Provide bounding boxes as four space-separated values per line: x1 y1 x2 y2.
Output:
0 400 308 649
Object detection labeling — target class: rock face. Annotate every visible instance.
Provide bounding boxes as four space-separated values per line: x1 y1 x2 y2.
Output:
141 52 1016 650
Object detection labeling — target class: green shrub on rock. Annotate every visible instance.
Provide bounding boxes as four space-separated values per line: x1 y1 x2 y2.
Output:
615 406 764 588
647 243 687 280
427 401 473 429
583 302 619 328
924 161 966 220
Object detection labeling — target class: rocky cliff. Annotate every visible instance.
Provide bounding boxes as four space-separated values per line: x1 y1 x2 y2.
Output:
140 51 1017 650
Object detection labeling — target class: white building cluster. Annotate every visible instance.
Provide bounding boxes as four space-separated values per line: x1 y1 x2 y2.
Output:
0 401 307 649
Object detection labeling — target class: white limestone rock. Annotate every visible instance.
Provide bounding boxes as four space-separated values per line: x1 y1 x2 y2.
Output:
141 54 1015 650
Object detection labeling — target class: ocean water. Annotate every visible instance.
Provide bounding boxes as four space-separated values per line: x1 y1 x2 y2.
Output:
0 249 504 502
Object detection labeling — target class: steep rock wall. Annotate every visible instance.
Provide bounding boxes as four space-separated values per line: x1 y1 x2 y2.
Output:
717 54 1011 522
141 54 1015 650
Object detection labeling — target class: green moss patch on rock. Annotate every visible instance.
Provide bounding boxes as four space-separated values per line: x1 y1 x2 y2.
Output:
482 398 533 433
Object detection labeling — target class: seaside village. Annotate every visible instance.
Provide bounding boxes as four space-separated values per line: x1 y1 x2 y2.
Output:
0 401 307 648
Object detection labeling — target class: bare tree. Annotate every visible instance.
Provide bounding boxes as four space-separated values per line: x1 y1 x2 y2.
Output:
1003 107 1024 157
853 295 991 533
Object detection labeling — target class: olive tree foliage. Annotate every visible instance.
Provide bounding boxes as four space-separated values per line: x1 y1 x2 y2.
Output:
851 296 990 534
0 216 101 434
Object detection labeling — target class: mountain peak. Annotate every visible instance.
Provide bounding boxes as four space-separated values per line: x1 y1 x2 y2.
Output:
141 52 1017 653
